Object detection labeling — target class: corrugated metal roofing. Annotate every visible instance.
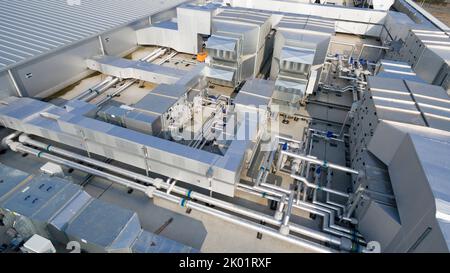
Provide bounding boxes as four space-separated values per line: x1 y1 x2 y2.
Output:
0 0 187 71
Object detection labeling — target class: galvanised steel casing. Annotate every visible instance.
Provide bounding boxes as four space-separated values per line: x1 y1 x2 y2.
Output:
396 29 450 92
364 122 450 252
0 173 89 241
97 105 161 135
348 75 450 251
136 3 221 54
270 16 334 79
64 199 142 253
349 76 450 164
229 0 387 37
0 96 258 197
206 8 272 86
270 15 334 105
0 164 196 253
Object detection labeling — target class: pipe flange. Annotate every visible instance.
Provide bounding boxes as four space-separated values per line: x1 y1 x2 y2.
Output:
18 134 29 143
279 225 290 236
274 211 283 221
152 178 164 189
8 142 21 152
145 186 156 199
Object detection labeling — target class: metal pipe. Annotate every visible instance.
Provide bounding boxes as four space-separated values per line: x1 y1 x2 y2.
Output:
8 138 340 252
311 167 344 216
8 142 149 193
174 195 336 253
312 191 342 216
275 135 302 145
325 170 347 214
260 182 291 195
329 41 356 60
238 183 364 243
293 201 364 243
15 134 354 251
312 133 344 143
77 47 168 103
257 149 277 187
357 44 391 60
289 223 345 248
1 131 21 150
239 182 363 239
95 80 136 107
80 77 120 102
238 182 285 198
283 192 294 226
308 128 344 142
282 150 359 175
72 77 113 101
156 51 177 65
275 194 286 220
338 75 367 85
291 174 350 198
141 48 166 62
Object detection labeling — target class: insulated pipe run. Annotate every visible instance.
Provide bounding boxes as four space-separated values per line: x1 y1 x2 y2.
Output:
8 142 149 193
141 48 166 62
72 77 113 101
276 135 302 145
291 174 350 198
308 129 344 143
14 134 356 251
18 138 276 225
293 201 365 244
236 186 357 248
81 77 120 102
325 170 347 214
338 75 367 85
95 80 136 107
164 193 336 253
329 41 356 60
357 44 391 61
238 182 364 241
312 187 342 218
275 194 286 221
281 192 295 234
77 47 168 103
156 51 178 65
260 182 292 195
282 150 359 175
6 138 338 253
1 131 21 150
95 48 169 107
246 136 348 215
295 199 363 240
285 194 295 227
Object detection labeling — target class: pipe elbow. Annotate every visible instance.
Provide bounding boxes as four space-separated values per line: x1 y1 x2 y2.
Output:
7 141 21 152
145 186 157 199
18 133 29 143
1 132 21 150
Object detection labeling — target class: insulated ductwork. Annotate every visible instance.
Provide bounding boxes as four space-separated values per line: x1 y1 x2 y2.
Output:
137 3 220 54
205 8 274 87
348 75 450 252
270 14 335 114
0 163 196 253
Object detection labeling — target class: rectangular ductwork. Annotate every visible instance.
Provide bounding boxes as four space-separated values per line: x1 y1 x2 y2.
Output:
205 8 273 87
0 163 196 253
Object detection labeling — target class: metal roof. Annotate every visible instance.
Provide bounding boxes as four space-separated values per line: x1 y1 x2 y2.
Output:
0 0 187 71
